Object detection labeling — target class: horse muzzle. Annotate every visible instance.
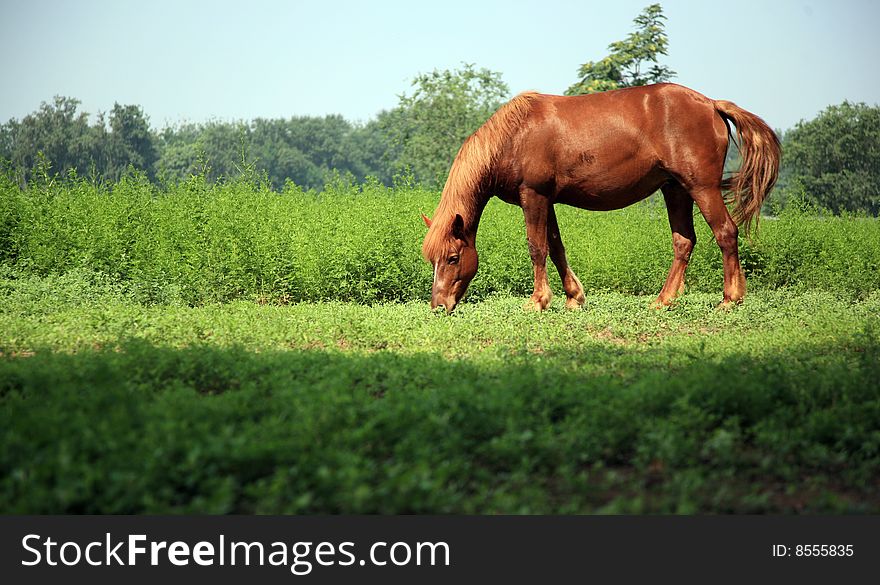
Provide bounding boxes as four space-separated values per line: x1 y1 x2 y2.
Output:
430 296 457 314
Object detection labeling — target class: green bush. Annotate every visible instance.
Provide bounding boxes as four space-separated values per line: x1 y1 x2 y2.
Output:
1 173 878 305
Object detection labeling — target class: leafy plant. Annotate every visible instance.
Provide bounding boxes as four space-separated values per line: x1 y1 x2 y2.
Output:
382 63 510 186
566 4 675 95
781 102 880 215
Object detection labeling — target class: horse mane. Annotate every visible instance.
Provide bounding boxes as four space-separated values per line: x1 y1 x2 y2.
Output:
422 91 540 261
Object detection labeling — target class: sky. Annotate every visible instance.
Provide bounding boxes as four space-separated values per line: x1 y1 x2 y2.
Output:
2 0 878 131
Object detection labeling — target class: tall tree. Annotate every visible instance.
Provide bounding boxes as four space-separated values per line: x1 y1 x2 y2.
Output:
566 3 675 95
155 116 391 190
782 102 880 215
1 96 102 184
250 118 326 189
1 97 161 184
349 115 396 186
155 121 250 184
384 64 509 186
107 103 158 180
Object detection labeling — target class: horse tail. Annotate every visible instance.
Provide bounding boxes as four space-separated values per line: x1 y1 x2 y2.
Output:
714 100 781 237
422 91 539 261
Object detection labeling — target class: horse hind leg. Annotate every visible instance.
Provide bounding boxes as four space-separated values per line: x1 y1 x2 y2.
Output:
691 186 746 304
653 182 696 308
547 205 585 309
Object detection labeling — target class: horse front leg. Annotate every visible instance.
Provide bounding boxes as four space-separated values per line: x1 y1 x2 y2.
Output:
521 188 553 311
547 205 585 310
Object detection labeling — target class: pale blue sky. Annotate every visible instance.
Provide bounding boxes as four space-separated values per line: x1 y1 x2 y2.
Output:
2 0 878 131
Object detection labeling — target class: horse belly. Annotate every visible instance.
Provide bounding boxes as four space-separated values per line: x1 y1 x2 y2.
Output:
554 165 668 211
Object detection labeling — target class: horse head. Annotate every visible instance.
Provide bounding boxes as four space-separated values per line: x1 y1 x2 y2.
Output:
422 213 478 313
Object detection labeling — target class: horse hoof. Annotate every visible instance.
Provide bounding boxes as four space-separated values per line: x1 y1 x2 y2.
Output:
525 295 551 312
651 297 673 310
716 298 742 310
565 296 584 310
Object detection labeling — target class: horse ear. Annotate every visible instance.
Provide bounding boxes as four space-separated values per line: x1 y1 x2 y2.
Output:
421 213 432 228
452 214 466 240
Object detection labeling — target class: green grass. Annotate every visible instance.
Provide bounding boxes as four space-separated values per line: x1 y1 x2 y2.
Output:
1 270 878 513
1 177 878 513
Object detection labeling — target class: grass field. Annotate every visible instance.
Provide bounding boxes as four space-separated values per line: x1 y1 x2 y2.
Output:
1 176 878 513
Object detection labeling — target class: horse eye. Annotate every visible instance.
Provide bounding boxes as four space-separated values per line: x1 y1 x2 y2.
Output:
448 255 459 265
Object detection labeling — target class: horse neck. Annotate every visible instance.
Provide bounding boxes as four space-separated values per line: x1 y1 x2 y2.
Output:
441 187 490 245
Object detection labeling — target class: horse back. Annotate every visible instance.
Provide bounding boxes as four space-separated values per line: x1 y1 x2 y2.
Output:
495 84 730 209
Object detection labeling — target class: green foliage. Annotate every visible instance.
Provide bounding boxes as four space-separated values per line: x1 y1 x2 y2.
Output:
566 4 675 95
780 102 880 215
1 177 878 305
154 120 249 185
1 280 878 513
383 63 510 185
1 176 877 514
2 98 393 191
107 103 159 180
0 97 157 185
0 97 101 185
132 115 395 191
249 115 388 190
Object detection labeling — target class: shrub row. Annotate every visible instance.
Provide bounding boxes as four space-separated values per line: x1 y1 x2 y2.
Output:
1 174 877 305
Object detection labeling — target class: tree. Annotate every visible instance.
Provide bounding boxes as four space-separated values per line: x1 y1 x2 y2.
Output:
383 63 510 185
348 115 396 186
0 97 161 185
781 102 880 215
155 120 251 184
107 103 158 180
0 120 17 165
1 96 103 184
566 4 675 95
154 115 390 190
250 118 326 190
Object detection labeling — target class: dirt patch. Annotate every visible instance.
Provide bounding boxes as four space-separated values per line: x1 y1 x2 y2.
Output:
0 350 36 358
594 327 630 346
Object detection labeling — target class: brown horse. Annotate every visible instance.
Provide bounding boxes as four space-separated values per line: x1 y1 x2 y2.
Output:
421 83 780 312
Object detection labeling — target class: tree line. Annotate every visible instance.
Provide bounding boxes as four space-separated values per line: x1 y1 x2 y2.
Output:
0 60 512 192
0 96 394 190
2 4 877 214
